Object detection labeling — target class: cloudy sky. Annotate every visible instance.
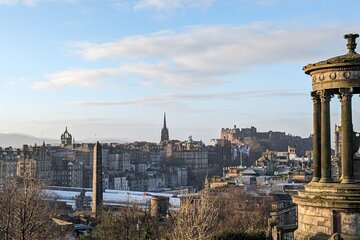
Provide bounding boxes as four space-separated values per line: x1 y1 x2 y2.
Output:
1 0 360 143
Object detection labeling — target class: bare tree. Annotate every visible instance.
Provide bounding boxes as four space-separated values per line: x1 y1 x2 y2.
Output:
171 189 220 240
216 188 270 234
88 200 165 240
0 180 16 239
0 178 57 240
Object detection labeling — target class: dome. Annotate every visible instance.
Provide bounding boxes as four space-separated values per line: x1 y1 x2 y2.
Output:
303 34 360 93
304 34 360 74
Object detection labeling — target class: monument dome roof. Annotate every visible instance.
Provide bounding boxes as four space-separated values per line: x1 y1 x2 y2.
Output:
304 33 360 74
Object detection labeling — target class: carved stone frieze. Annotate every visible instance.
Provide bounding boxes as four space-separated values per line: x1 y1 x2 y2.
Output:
312 71 360 84
311 70 360 91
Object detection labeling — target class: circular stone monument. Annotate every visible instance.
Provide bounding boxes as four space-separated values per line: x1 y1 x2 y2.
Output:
293 34 360 240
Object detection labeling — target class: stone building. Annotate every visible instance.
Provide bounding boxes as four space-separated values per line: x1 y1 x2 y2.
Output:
165 138 208 168
268 193 297 240
34 143 53 183
0 147 18 181
221 125 286 143
16 154 37 179
15 132 92 188
114 176 129 190
333 124 360 180
164 137 208 186
208 138 232 166
16 144 52 182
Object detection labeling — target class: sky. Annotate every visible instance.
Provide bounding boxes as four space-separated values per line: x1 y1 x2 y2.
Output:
1 0 360 143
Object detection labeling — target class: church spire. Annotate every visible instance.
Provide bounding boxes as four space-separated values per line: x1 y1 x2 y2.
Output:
163 112 167 128
161 113 169 142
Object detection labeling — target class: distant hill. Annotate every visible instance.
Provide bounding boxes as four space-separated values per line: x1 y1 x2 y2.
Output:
0 133 130 149
77 137 129 144
0 133 58 148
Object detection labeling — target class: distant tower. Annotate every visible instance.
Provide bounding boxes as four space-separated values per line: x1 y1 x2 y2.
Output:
92 141 103 217
60 127 72 146
161 113 169 142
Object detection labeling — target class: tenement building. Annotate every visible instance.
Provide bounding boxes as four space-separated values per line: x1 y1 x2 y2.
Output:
293 34 360 239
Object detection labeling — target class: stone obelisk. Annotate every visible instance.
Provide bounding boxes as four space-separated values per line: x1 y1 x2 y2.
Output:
92 141 103 217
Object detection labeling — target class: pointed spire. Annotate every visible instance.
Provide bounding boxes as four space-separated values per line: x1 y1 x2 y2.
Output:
163 112 167 128
42 140 45 147
161 113 169 142
65 126 68 133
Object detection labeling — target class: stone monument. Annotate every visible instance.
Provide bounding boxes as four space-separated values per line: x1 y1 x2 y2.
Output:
92 141 103 217
293 34 360 239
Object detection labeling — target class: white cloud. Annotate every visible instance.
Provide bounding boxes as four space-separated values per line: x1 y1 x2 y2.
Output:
32 68 121 89
0 0 37 6
69 89 305 106
0 0 80 6
67 23 356 88
134 0 214 11
75 23 348 63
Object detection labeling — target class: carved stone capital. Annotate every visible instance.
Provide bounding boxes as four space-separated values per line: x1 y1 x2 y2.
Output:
338 88 353 102
311 91 320 104
318 90 333 102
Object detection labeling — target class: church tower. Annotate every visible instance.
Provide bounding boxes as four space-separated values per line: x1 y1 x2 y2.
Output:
60 127 72 146
161 113 169 142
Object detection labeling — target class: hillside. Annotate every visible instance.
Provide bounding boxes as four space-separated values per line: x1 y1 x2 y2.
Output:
0 133 58 148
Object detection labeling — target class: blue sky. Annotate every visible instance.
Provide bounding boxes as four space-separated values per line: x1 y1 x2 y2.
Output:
1 0 360 143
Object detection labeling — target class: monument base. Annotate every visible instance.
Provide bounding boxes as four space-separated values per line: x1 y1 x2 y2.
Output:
293 182 360 240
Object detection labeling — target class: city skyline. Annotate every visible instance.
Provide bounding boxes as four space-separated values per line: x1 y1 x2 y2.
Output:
1 0 360 143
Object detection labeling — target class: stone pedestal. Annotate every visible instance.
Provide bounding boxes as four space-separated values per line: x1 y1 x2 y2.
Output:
293 182 360 240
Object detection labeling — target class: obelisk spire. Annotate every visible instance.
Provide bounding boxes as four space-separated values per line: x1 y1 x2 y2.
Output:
92 141 103 217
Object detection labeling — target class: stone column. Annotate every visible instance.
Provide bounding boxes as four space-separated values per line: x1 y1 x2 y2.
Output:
92 141 103 217
339 88 354 183
319 90 332 183
311 91 321 182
